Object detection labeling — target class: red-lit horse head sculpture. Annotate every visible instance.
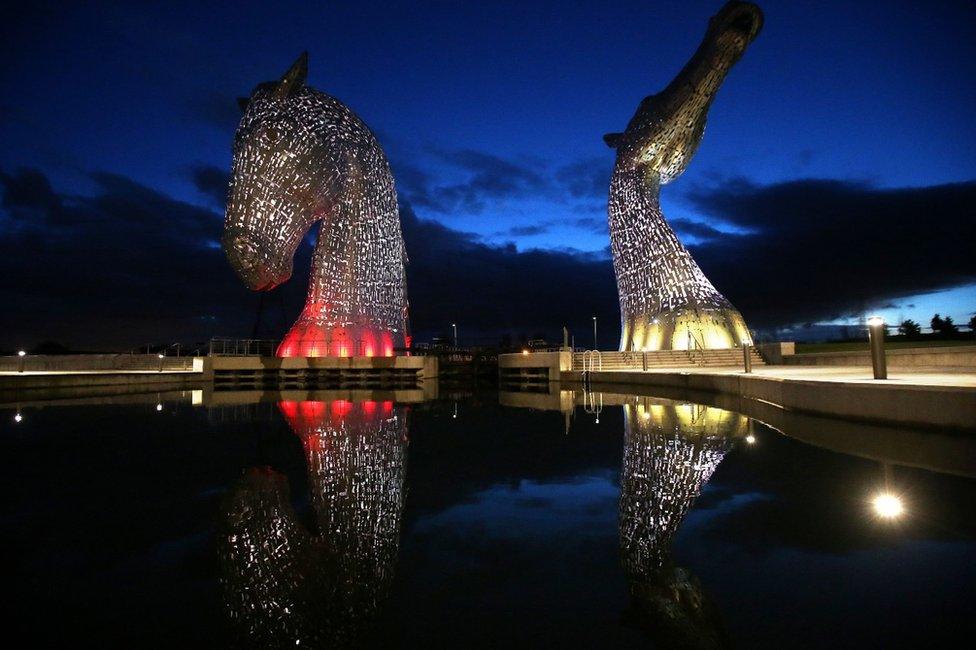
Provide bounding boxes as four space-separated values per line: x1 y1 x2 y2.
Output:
223 53 410 357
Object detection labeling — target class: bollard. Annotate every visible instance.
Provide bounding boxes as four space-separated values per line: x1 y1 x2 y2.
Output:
867 317 887 380
18 350 26 373
742 343 752 373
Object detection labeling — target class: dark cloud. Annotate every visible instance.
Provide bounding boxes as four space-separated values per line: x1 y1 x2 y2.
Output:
191 165 230 208
400 204 619 341
410 149 550 214
0 168 64 221
0 167 310 350
685 177 976 326
573 217 608 235
669 218 727 244
555 157 612 199
499 224 552 237
396 151 613 220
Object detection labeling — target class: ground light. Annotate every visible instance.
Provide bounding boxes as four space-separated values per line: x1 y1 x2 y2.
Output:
14 412 23 423
745 434 756 444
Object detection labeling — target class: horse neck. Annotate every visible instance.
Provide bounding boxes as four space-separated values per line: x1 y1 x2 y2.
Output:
302 142 407 325
608 163 721 315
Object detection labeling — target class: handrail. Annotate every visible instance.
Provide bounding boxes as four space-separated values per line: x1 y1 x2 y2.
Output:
208 338 281 357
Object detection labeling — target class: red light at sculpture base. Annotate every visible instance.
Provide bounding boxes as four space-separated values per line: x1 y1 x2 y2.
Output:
277 320 398 358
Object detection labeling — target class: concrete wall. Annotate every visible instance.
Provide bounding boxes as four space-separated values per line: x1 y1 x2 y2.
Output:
206 354 438 380
0 354 199 373
757 342 795 364
561 369 976 431
0 371 204 393
498 351 572 381
783 345 976 368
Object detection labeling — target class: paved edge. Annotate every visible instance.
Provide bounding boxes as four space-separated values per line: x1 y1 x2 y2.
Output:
563 370 976 431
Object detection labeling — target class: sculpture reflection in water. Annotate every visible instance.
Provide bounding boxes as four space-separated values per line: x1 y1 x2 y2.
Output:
219 398 408 648
618 397 748 649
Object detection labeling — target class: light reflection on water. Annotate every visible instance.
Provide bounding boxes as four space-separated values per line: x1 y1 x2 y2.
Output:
2 387 975 648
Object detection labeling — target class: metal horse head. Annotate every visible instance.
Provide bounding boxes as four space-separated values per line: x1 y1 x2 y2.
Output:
604 2 763 183
605 2 762 352
222 54 410 357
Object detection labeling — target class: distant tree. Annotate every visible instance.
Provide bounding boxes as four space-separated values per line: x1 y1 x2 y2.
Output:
969 314 976 333
898 319 921 338
931 313 959 336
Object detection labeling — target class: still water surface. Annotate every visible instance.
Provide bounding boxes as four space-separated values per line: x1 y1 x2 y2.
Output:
3 387 975 648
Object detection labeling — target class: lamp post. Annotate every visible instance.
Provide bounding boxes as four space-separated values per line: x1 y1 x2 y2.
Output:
742 340 752 373
867 317 887 380
452 323 458 348
158 352 165 372
18 350 26 373
592 316 598 350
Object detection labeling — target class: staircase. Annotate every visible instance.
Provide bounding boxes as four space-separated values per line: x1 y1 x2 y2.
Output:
572 348 764 372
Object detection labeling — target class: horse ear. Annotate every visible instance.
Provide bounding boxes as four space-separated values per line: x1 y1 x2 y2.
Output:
237 97 250 112
276 52 308 99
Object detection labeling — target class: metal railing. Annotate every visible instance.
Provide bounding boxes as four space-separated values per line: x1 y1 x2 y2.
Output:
208 338 281 357
572 348 764 371
0 354 196 373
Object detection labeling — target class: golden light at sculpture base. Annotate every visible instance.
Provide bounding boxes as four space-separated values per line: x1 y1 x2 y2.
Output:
623 307 752 351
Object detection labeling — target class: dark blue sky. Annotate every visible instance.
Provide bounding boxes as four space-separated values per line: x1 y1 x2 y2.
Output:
2 0 974 348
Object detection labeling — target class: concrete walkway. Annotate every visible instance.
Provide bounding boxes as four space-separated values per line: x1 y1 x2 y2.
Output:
0 369 200 376
564 364 975 430
634 365 976 388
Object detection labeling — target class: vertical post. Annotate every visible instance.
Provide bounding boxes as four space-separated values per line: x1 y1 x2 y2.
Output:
592 316 598 350
158 353 164 372
563 326 569 351
452 323 458 348
18 350 26 373
742 343 752 373
867 317 887 380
